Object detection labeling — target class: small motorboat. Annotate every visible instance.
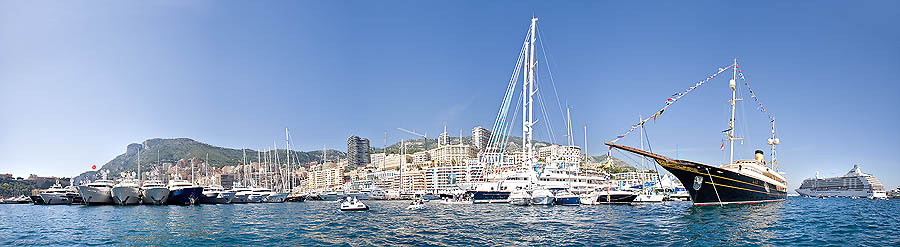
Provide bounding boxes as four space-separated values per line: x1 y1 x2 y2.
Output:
507 188 531 206
554 190 581 206
406 199 426 210
340 196 368 211
531 188 555 205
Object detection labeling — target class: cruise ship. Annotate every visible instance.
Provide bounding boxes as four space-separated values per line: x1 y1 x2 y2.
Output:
796 165 887 199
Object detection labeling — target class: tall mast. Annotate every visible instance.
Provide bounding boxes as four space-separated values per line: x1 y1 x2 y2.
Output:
257 148 262 187
583 124 588 162
241 148 245 186
137 145 141 181
157 149 160 181
768 121 779 170
522 17 538 158
566 106 573 146
286 128 292 191
727 58 743 164
274 141 279 190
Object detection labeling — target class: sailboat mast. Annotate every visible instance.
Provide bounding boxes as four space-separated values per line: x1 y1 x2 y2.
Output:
137 145 141 181
727 58 743 164
286 128 291 192
583 124 588 162
527 17 537 158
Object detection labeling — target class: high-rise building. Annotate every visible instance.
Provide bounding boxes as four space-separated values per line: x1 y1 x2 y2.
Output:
347 136 371 167
472 126 491 151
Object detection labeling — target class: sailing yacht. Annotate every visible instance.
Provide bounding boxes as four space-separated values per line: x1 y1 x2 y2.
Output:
140 180 169 205
111 179 142 205
167 179 203 205
607 59 787 205
77 179 115 205
465 18 610 203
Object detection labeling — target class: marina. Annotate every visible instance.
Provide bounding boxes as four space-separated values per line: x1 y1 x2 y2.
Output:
2 1 899 246
3 198 900 246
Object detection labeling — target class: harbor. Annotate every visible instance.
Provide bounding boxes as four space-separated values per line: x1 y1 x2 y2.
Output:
3 1 900 246
3 198 900 246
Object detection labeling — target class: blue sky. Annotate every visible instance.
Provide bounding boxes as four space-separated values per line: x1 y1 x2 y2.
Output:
1 1 898 190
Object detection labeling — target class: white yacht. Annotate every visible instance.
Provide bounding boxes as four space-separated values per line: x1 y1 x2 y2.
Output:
111 180 142 205
140 180 169 205
246 187 271 203
531 188 554 205
230 187 254 203
322 191 345 201
38 183 77 205
507 188 531 206
200 185 233 204
77 180 115 205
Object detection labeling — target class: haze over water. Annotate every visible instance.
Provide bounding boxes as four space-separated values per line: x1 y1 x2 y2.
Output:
2 198 897 246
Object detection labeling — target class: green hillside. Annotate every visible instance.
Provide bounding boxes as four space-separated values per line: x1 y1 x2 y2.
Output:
75 138 347 182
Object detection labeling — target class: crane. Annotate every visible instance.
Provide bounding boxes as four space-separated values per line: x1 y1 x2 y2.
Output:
397 127 429 151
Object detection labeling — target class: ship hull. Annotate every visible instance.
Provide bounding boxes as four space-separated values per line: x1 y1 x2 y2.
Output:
656 158 786 205
555 196 580 205
111 186 141 205
167 187 203 205
77 186 113 205
141 188 169 205
39 193 72 205
467 191 510 203
795 188 886 199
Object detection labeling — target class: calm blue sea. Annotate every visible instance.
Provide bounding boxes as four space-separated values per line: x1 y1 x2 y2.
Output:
1 197 897 246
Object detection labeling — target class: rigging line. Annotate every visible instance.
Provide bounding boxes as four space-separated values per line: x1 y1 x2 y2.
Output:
489 33 528 150
738 77 749 146
536 26 568 130
535 62 556 144
613 148 644 170
499 93 522 153
641 124 663 188
609 64 735 143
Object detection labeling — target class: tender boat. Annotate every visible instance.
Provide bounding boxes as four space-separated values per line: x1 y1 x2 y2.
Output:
77 179 115 205
1 195 31 204
167 180 203 205
531 188 555 205
593 189 638 204
140 180 169 205
406 199 426 210
339 196 368 211
633 189 665 203
554 190 581 205
507 189 532 206
111 180 142 205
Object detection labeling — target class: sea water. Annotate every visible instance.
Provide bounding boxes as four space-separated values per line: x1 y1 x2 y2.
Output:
1 197 898 246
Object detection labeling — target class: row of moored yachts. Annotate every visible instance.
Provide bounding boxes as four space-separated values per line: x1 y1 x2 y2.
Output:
30 179 303 206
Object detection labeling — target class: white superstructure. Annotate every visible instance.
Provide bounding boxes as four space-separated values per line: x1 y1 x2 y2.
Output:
796 165 887 199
